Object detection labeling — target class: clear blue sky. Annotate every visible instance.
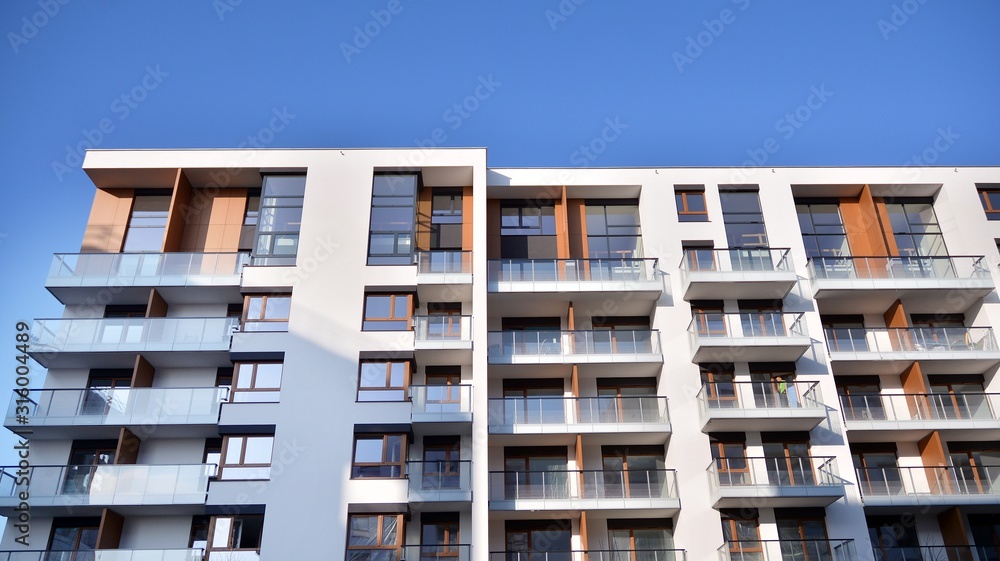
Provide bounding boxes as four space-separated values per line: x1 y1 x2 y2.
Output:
0 0 998 426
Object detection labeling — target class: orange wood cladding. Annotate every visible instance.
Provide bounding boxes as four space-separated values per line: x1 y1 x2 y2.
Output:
81 188 134 252
131 354 155 388
115 428 142 465
415 186 434 251
938 507 971 547
462 186 473 251
840 184 898 261
96 508 125 549
179 184 248 252
162 169 191 252
486 199 501 258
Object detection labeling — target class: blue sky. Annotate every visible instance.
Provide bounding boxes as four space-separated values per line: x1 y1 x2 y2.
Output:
0 0 998 436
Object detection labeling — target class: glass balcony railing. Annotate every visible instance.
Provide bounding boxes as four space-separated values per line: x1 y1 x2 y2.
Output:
840 393 1000 423
489 550 687 561
719 540 857 561
0 464 214 505
689 313 807 340
824 327 999 354
679 248 793 274
856 465 1000 497
6 387 228 427
402 545 472 561
707 456 841 491
872 545 996 561
698 381 824 412
415 251 472 276
409 385 472 417
488 396 669 428
204 552 258 561
406 460 472 499
412 316 472 343
487 330 661 359
488 258 659 285
807 255 989 282
30 317 239 354
489 469 678 501
46 252 249 287
0 550 205 561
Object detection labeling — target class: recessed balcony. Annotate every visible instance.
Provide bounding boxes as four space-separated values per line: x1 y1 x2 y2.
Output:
488 258 661 294
409 384 473 426
708 456 845 508
679 248 797 301
406 460 472 508
0 549 206 561
3 387 228 439
697 382 828 433
0 463 214 515
719 540 857 561
688 313 811 363
488 469 680 516
824 327 1000 375
45 252 249 305
807 256 994 313
841 392 1000 442
415 251 473 301
857 465 1000 508
487 330 662 365
28 317 239 368
488 396 670 444
489 550 687 561
413 315 472 350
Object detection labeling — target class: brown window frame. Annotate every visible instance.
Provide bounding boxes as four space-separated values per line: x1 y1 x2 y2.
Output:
231 361 283 403
207 514 264 556
362 293 414 331
352 434 408 479
675 189 709 222
347 513 404 560
218 435 274 480
357 360 411 402
979 189 1000 220
242 294 291 332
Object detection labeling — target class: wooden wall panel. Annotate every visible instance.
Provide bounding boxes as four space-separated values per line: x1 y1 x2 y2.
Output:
81 188 134 253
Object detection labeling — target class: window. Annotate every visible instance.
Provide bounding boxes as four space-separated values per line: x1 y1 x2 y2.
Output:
63 443 116 494
505 520 572 561
422 514 461 561
231 362 282 402
352 434 406 478
500 202 557 259
358 360 410 401
602 445 666 498
243 294 291 332
683 243 716 271
347 514 404 561
979 187 1000 220
721 189 768 248
49 519 100 561
122 193 171 252
608 520 675 561
253 175 306 266
207 514 264 559
431 188 464 249
363 293 412 331
369 173 419 265
796 201 849 259
776 514 830 561
586 201 643 260
219 435 274 480
675 187 708 222
883 200 947 256
721 510 761 561
239 190 260 251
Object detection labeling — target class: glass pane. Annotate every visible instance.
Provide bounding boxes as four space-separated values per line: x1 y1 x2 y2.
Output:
371 207 415 232
373 175 417 196
385 435 403 462
382 516 398 545
236 364 254 389
226 438 244 463
247 297 264 318
393 296 409 319
388 363 405 386
254 363 282 388
354 438 384 463
243 437 274 464
721 191 762 213
360 364 388 388
369 234 397 255
366 296 392 318
586 207 608 235
349 515 379 545
263 175 307 196
263 297 291 320
212 517 233 548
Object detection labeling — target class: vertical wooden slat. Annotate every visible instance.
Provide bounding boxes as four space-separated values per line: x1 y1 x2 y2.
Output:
162 169 191 252
96 508 124 549
115 428 141 464
131 354 155 388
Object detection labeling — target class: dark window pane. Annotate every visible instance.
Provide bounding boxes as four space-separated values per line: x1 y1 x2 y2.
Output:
721 192 761 213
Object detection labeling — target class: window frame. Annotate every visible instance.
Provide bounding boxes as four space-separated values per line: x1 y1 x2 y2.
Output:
242 294 292 332
253 174 307 265
347 513 404 561
231 361 283 403
207 514 265 555
362 293 413 331
357 360 412 402
351 433 408 479
979 189 1000 220
675 189 709 222
218 435 274 480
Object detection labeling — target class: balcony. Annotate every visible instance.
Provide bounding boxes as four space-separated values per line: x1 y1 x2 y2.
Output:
409 384 473 426
3 387 228 439
406 460 472 507
697 382 828 433
488 469 680 516
719 540 857 561
29 317 239 368
824 327 1000 375
857 465 1000 508
841 393 1000 442
415 251 473 301
45 252 249 305
0 464 214 515
488 396 670 444
413 315 472 351
488 258 660 293
487 330 662 367
403 545 472 561
708 456 845 508
0 550 205 561
807 256 994 313
679 248 797 300
489 551 686 561
688 313 810 363
872 546 995 561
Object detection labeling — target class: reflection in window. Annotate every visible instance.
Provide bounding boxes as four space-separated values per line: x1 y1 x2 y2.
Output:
232 362 282 402
219 435 274 480
675 187 708 222
357 360 410 401
347 514 403 561
797 202 849 259
253 175 306 266
352 434 406 478
243 294 291 332
369 174 419 265
122 194 171 252
884 201 947 257
363 294 412 331
207 514 264 560
586 201 643 260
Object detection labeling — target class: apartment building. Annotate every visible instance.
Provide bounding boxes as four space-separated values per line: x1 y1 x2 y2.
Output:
2 148 999 561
